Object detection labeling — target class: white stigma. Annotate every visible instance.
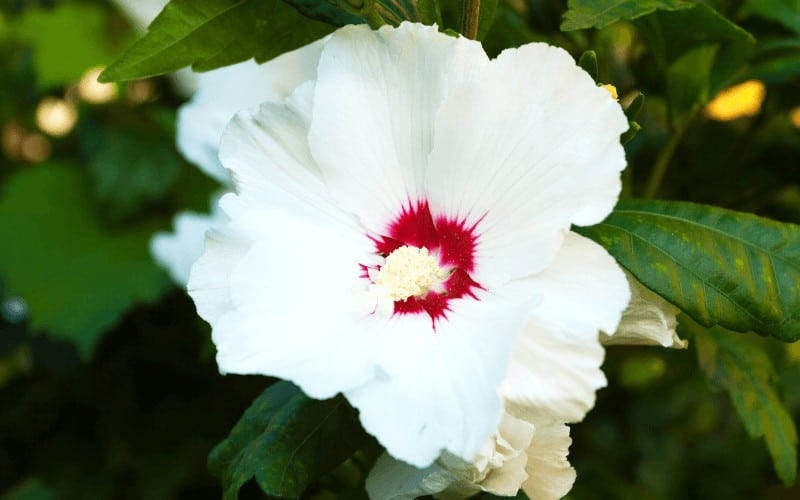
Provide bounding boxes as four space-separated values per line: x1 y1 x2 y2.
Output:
376 246 446 302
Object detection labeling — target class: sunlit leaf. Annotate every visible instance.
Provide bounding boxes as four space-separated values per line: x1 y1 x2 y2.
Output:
576 200 800 342
694 323 798 486
0 164 169 358
560 0 691 31
209 381 368 499
100 0 334 82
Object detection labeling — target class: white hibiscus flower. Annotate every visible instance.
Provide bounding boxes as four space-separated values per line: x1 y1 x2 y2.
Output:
189 22 630 467
367 410 576 500
150 40 325 286
602 271 686 349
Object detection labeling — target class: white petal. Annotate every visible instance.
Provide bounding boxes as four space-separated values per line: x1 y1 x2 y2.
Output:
476 413 535 496
188 223 250 326
150 200 228 287
366 410 536 500
346 288 534 468
426 43 628 288
500 233 628 423
308 22 489 233
602 272 686 348
219 83 358 232
191 201 376 399
526 232 630 339
501 320 606 424
522 422 576 500
178 40 324 184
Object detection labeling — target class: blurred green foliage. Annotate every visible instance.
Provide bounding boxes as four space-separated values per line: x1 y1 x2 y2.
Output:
0 0 799 498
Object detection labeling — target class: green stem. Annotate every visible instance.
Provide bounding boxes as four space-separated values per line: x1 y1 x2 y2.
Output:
462 0 481 40
362 7 387 29
643 125 686 200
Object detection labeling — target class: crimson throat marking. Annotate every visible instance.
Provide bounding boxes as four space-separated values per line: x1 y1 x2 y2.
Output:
363 200 483 324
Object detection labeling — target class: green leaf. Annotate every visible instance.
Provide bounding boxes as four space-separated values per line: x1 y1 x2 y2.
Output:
209 381 369 499
1 477 56 500
694 323 798 485
577 50 598 81
665 44 717 125
476 0 499 40
417 0 443 25
11 3 117 88
575 200 800 342
369 0 440 25
560 0 691 31
624 91 645 120
634 2 755 67
0 164 170 358
620 120 641 145
743 39 800 84
282 0 363 27
743 0 800 35
78 110 181 222
100 0 335 83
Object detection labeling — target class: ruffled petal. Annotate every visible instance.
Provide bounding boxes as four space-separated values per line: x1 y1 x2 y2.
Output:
188 222 250 326
522 422 576 500
346 288 534 467
150 200 228 287
525 232 630 340
602 272 686 348
366 410 537 499
425 43 628 288
500 233 628 423
219 82 359 232
501 320 606 424
178 40 324 183
189 196 376 398
308 23 489 233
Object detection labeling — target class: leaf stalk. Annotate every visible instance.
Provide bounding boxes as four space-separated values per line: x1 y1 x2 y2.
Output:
461 0 481 39
643 124 686 199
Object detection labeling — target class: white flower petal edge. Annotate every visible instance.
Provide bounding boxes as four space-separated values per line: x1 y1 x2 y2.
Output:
307 22 488 233
521 422 577 500
365 411 535 499
365 412 576 500
189 22 630 469
152 38 325 287
501 232 630 423
150 200 228 286
345 288 534 466
177 41 324 184
425 42 628 289
602 271 686 348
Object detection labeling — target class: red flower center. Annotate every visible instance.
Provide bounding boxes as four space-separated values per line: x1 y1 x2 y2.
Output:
363 200 482 324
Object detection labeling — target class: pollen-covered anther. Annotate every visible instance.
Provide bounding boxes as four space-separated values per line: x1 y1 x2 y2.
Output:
375 246 447 301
